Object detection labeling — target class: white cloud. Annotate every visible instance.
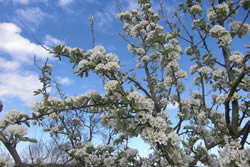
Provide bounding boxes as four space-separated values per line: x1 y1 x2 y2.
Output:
0 22 50 62
44 34 63 47
56 76 72 86
0 23 64 106
0 58 20 71
58 0 73 7
0 71 42 105
15 7 48 27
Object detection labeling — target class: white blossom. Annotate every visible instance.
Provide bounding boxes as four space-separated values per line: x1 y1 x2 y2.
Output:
219 140 250 167
141 55 150 62
167 60 179 69
240 0 250 7
84 90 100 98
210 25 232 46
230 20 250 37
137 48 146 55
207 3 229 22
167 131 180 146
149 116 166 128
95 62 120 72
78 59 90 68
65 96 76 103
48 96 63 103
105 53 120 63
189 4 202 15
125 148 138 156
198 66 211 75
136 63 142 68
192 18 205 29
212 68 225 79
164 77 173 87
190 64 198 74
0 109 27 127
127 91 154 111
229 51 244 64
215 94 227 105
49 112 57 119
176 70 188 79
3 124 27 137
104 80 119 95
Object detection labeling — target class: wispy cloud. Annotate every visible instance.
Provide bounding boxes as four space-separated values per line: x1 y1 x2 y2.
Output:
93 1 117 30
95 11 115 29
44 34 63 47
56 76 72 86
58 0 73 7
15 7 49 29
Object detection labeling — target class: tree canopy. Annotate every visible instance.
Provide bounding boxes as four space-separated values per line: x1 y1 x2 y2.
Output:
0 0 249 166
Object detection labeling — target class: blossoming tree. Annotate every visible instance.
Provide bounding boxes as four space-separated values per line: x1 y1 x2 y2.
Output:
0 0 249 166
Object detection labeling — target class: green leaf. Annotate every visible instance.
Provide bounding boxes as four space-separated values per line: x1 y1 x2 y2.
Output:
20 137 37 143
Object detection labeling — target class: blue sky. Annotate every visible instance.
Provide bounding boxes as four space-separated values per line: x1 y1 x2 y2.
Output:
0 0 180 156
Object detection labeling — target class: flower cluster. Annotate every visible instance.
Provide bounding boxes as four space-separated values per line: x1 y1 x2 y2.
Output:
0 109 28 128
230 20 250 38
192 18 206 30
198 66 211 75
207 3 229 23
240 0 250 9
3 124 27 138
104 80 119 95
142 126 178 146
189 4 202 15
210 25 232 47
190 64 198 74
229 51 244 64
78 46 120 74
69 143 140 166
127 91 154 111
214 93 227 105
219 140 250 167
83 90 100 99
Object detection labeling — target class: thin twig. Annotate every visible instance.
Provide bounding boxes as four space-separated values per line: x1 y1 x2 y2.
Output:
89 16 96 48
114 0 122 13
32 35 55 53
